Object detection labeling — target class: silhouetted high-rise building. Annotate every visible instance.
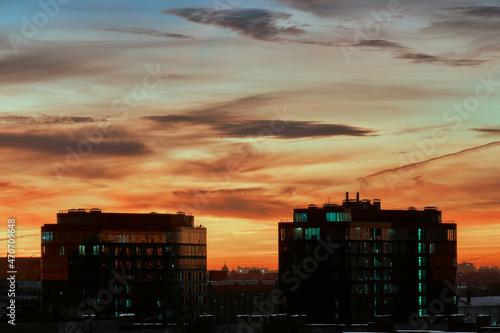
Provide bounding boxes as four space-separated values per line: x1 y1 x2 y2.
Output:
278 193 457 323
41 209 207 323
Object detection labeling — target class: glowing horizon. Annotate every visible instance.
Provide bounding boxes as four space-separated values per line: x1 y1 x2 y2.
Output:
1 0 500 271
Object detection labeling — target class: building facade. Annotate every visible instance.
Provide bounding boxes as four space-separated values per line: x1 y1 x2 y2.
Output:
41 209 207 323
278 193 457 323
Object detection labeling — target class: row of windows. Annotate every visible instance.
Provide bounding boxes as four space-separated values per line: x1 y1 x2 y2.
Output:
78 258 207 270
352 256 393 268
42 231 54 243
354 283 398 294
42 229 206 245
182 296 206 307
76 245 207 257
353 269 392 281
293 212 353 222
181 283 206 293
326 212 352 222
99 229 206 245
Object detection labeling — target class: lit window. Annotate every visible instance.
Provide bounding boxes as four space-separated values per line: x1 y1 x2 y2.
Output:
293 228 303 240
326 212 345 222
419 257 426 267
93 245 99 256
59 246 65 256
42 231 53 243
79 245 85 255
305 228 320 240
294 213 308 222
418 229 423 241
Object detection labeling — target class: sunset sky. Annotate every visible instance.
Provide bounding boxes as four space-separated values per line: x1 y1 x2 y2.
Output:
1 0 499 270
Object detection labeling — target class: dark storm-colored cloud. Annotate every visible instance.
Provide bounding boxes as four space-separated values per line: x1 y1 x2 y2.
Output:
0 114 105 125
472 128 500 137
395 52 485 67
0 47 112 85
420 6 500 54
144 115 375 138
163 7 306 41
276 0 350 17
451 6 500 18
172 187 263 196
352 39 486 67
473 128 500 133
354 39 405 49
0 129 147 156
100 27 193 39
215 120 374 138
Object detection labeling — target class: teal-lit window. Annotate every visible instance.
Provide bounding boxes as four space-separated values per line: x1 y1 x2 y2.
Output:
59 246 65 256
293 228 303 240
419 296 427 306
418 243 426 254
294 213 308 222
418 256 426 267
419 270 426 280
305 228 320 240
79 245 85 255
93 245 99 256
374 297 377 307
326 212 345 222
42 231 53 243
126 299 131 307
419 283 426 293
418 229 423 241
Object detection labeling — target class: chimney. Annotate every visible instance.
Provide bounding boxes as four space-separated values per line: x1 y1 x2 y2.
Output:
345 192 349 202
356 192 360 202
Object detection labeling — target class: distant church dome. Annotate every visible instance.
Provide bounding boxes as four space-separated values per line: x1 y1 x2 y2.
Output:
221 262 229 271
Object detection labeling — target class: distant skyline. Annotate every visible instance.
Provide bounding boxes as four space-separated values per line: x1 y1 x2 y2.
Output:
1 0 500 270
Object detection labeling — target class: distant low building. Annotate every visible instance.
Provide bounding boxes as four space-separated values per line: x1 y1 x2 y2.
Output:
458 296 500 325
207 280 279 323
458 261 477 273
0 257 41 320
